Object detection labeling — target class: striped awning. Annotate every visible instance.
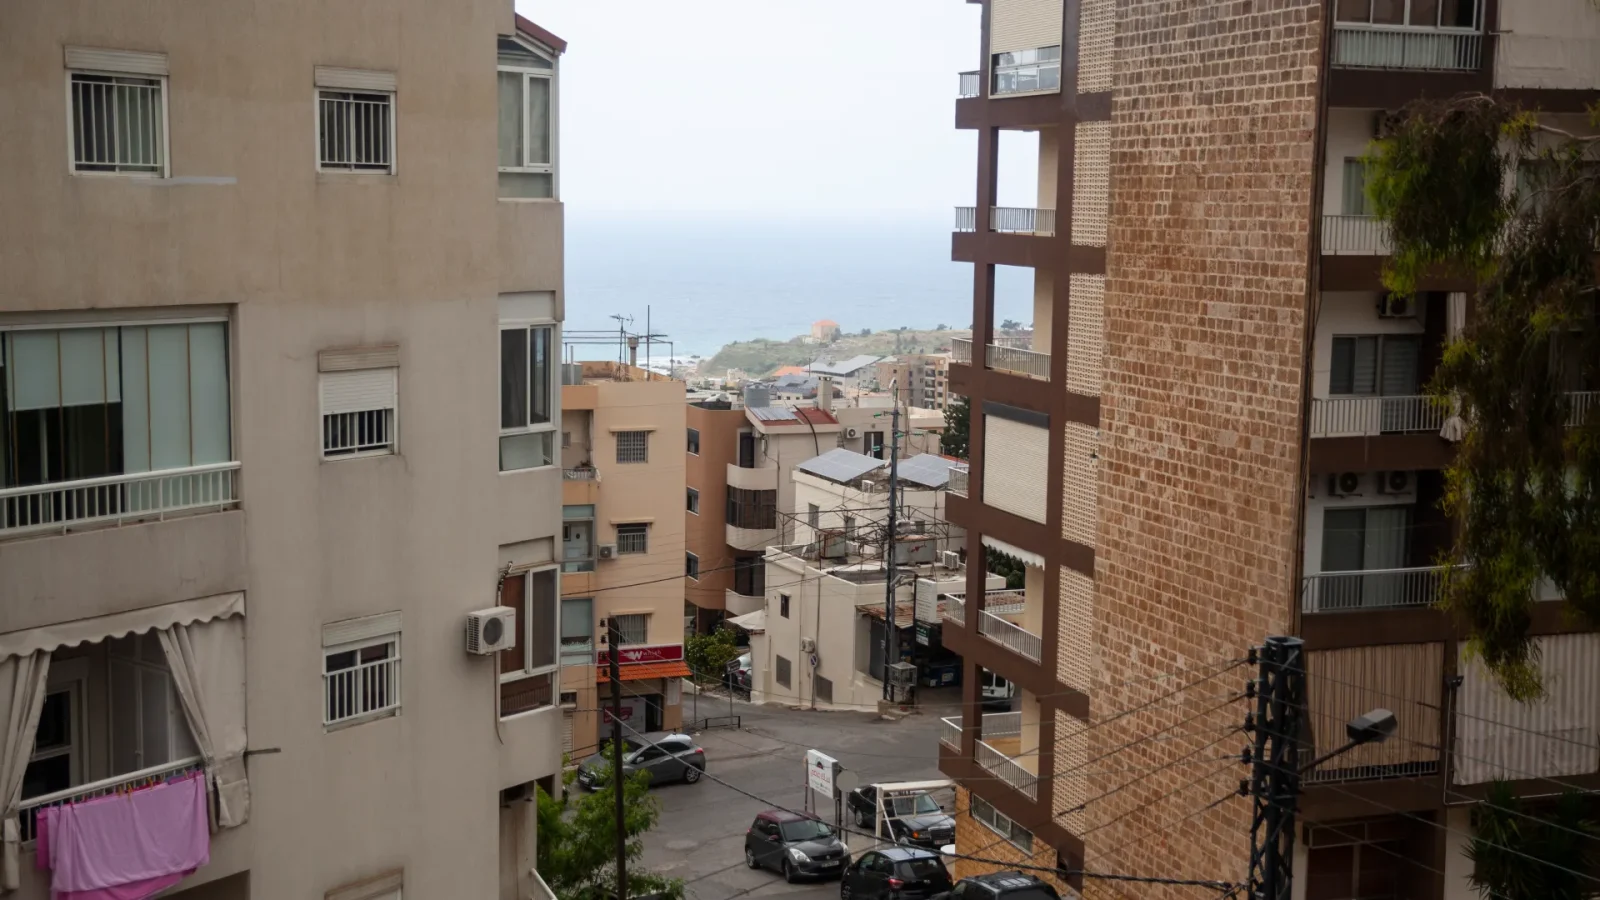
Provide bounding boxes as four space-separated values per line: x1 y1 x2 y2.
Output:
596 660 691 684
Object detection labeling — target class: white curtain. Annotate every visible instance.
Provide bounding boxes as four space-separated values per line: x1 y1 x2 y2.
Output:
0 651 50 891
158 615 249 830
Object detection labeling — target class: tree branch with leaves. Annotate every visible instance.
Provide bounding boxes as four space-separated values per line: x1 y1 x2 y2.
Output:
535 751 684 900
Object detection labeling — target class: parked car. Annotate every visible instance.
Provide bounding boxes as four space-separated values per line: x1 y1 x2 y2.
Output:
980 671 1016 710
744 810 851 882
845 784 955 847
931 872 1062 900
575 732 705 789
725 652 752 694
840 847 952 899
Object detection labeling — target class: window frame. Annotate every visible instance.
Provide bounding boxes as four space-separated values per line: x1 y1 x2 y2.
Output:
496 35 558 200
65 69 170 178
322 633 402 727
687 487 700 515
560 595 594 666
1328 333 1422 397
685 551 700 580
616 522 649 555
320 367 399 461
686 427 700 455
498 320 559 473
612 613 649 646
315 88 396 175
1333 0 1482 30
616 430 650 464
779 593 791 619
775 654 792 688
500 565 561 685
969 794 1033 853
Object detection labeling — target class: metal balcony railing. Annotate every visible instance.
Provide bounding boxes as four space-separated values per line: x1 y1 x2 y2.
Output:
943 593 966 626
18 756 204 843
948 463 969 497
0 462 242 539
1331 24 1482 71
958 70 981 98
940 715 962 749
986 343 1050 380
972 712 1037 800
978 609 1042 662
562 467 599 481
1301 565 1450 613
955 207 977 233
1321 215 1393 255
951 337 973 364
1309 395 1445 437
990 207 1056 236
1569 392 1596 426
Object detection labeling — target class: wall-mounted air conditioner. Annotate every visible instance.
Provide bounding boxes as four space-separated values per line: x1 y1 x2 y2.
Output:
466 606 517 655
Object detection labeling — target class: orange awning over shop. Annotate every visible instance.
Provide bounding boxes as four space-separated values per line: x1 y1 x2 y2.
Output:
596 660 691 683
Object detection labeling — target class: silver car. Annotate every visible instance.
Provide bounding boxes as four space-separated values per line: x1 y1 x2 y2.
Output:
575 731 705 789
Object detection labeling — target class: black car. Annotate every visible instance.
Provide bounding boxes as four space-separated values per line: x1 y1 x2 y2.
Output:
744 810 852 882
840 847 952 899
846 785 955 848
931 871 1062 900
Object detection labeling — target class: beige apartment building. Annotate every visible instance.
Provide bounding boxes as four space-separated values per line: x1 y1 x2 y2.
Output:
0 4 568 899
558 361 689 755
942 0 1600 898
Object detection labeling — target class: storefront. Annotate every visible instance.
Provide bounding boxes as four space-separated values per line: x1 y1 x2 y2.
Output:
595 643 689 740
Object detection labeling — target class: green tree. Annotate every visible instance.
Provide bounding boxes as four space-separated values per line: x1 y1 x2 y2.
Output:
536 751 685 900
941 394 970 459
983 547 1027 590
1467 781 1600 900
1365 95 1600 698
936 323 950 331
999 318 1022 331
685 626 741 685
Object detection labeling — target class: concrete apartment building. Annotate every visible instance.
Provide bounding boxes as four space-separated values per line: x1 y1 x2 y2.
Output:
875 354 955 412
0 5 566 899
559 361 689 757
941 0 1600 897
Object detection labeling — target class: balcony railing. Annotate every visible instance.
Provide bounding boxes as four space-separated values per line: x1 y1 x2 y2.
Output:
1332 24 1482 71
955 206 977 233
951 337 973 364
0 462 242 539
1570 392 1596 426
948 463 969 497
986 343 1050 380
941 715 962 749
990 207 1056 236
972 711 1037 800
324 655 401 725
958 70 981 98
1301 565 1450 613
18 756 204 843
943 592 966 626
978 609 1042 663
1309 395 1445 437
1321 215 1393 255
562 467 599 481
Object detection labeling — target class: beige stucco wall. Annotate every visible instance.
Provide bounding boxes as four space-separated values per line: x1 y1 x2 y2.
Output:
684 404 747 616
1495 0 1600 90
0 2 564 898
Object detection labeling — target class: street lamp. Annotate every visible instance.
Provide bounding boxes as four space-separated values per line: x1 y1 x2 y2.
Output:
1300 707 1398 774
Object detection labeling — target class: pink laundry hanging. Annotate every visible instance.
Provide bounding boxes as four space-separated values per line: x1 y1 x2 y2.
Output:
39 772 209 900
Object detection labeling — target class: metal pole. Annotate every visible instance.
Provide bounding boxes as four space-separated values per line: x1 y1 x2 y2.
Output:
606 618 628 899
882 385 901 702
1248 636 1305 900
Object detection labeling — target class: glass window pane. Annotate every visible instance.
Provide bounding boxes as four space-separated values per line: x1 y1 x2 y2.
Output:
1330 338 1355 394
188 323 230 464
561 597 593 641
58 329 107 408
500 431 552 471
527 570 557 669
497 71 525 168
6 332 61 411
1371 0 1405 23
501 329 529 429
1322 508 1367 572
1342 159 1369 216
498 172 553 199
119 327 150 473
527 77 550 165
530 326 551 425
34 692 71 752
1409 0 1440 26
1379 336 1420 395
147 325 192 469
1350 336 1379 395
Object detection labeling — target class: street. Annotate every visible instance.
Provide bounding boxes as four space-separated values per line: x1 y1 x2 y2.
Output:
637 697 947 899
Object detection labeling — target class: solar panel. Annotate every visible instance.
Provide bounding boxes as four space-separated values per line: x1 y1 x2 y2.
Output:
796 448 885 484
749 406 798 422
896 454 956 488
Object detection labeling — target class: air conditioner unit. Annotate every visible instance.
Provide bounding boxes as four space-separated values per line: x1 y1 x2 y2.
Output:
941 550 962 569
1327 472 1362 497
860 479 875 493
845 427 861 439
800 637 817 653
466 606 517 655
886 662 917 686
1378 293 1416 318
1377 470 1414 495
598 543 619 560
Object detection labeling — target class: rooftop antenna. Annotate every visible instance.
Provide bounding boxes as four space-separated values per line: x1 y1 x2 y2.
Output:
608 314 631 367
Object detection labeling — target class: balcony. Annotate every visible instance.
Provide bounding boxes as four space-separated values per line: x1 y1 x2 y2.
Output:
724 588 764 616
19 757 204 843
1301 565 1450 613
978 608 1042 663
1309 395 1445 438
0 463 241 541
940 589 1025 626
948 463 969 498
1321 215 1393 255
986 343 1049 381
1331 24 1482 71
941 712 1038 800
958 70 981 99
726 462 778 491
991 47 1061 96
991 207 1055 236
951 338 973 364
955 207 977 233
562 467 599 481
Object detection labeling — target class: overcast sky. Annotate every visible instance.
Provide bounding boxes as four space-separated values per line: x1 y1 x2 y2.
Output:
514 0 1038 216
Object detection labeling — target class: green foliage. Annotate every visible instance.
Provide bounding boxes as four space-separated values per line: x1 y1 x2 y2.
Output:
1366 95 1600 698
536 750 685 900
1467 781 1600 900
984 546 1027 590
999 319 1023 331
685 626 741 685
941 395 970 459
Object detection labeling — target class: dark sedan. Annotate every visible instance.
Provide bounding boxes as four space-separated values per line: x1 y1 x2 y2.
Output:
744 810 852 882
846 785 955 848
841 847 952 899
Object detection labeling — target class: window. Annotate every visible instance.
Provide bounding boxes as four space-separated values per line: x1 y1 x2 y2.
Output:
970 794 1033 853
1322 506 1412 573
687 487 700 515
1335 0 1479 27
815 674 833 704
67 64 166 176
322 613 403 727
616 431 649 464
776 654 792 688
497 37 556 199
616 523 649 554
726 488 777 530
317 91 393 172
685 551 700 580
1342 158 1370 216
807 503 820 529
23 680 80 802
779 593 791 619
843 514 856 537
991 46 1061 95
560 597 593 665
500 324 556 471
1329 335 1421 396
865 431 885 459
611 613 649 645
733 556 764 596
686 428 700 455
562 507 595 572
320 364 397 459
498 569 558 717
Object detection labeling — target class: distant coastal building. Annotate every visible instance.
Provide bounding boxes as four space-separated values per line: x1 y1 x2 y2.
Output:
770 365 808 378
810 319 842 341
806 354 883 396
875 354 952 411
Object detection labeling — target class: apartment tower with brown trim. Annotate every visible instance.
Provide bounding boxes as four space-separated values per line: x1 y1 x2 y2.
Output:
939 1 1600 897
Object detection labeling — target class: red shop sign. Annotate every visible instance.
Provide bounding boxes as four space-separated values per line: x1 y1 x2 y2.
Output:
598 643 685 666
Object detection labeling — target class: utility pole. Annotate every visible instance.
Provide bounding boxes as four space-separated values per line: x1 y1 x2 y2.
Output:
882 381 901 702
1246 636 1305 900
604 617 628 899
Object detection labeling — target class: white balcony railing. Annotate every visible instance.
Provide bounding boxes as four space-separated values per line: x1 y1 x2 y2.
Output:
323 655 401 725
973 711 1037 800
986 343 1050 380
978 610 1042 662
562 467 599 481
1321 215 1393 255
958 70 981 98
1309 395 1446 437
941 715 962 749
0 462 242 539
948 463 969 498
1569 392 1596 427
955 206 977 233
990 207 1056 236
1301 565 1450 613
951 337 973 364
943 592 967 626
1332 24 1483 71
18 756 204 842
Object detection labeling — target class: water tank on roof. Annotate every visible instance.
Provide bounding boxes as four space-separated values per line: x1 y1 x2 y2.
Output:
743 384 770 409
562 363 584 386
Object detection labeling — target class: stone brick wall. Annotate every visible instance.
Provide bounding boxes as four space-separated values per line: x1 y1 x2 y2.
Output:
1086 0 1324 895
951 786 1072 893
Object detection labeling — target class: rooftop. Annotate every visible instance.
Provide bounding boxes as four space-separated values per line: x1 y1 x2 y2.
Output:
747 406 839 427
808 355 884 376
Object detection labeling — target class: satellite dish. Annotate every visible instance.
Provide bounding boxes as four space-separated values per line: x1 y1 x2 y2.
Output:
835 769 860 794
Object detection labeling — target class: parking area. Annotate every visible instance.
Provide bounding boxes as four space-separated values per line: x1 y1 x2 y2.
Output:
635 699 947 899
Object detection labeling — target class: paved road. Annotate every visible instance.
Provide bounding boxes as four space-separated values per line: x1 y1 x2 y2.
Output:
636 697 946 900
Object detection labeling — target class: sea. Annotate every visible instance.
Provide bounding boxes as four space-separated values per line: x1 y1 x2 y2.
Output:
564 210 1034 360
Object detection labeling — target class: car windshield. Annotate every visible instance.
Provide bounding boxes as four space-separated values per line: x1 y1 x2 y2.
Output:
779 819 834 842
899 858 948 880
888 793 942 816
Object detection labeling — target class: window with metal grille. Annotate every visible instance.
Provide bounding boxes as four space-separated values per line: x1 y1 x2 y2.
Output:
317 90 393 172
616 523 649 554
776 655 792 688
323 634 400 726
616 431 649 464
970 795 1033 853
612 614 649 645
685 552 699 579
69 73 165 175
320 368 397 459
687 487 700 514
814 675 833 704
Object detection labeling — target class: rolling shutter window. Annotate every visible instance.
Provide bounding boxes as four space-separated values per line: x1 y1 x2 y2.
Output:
983 416 1049 523
321 368 397 416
